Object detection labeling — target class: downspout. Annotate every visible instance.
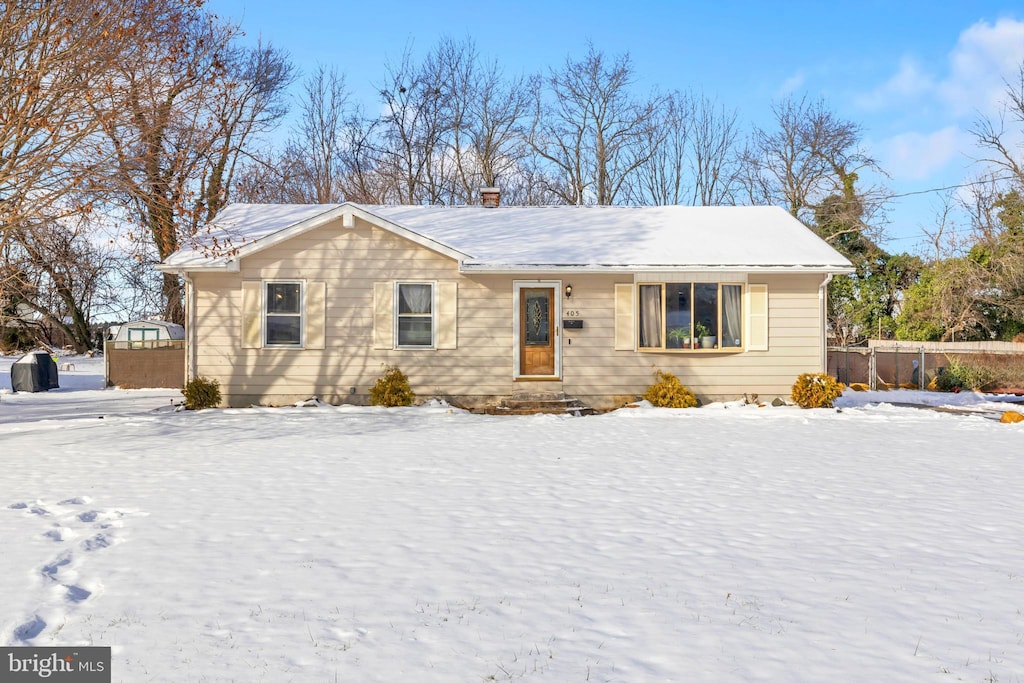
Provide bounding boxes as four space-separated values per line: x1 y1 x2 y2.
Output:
819 273 833 373
184 272 196 384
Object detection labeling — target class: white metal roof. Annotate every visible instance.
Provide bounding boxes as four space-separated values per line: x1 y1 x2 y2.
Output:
161 203 854 273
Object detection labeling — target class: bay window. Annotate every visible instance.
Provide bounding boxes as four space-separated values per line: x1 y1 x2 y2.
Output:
638 282 744 350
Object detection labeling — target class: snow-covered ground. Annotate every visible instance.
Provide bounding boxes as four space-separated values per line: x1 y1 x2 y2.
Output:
2 355 1023 682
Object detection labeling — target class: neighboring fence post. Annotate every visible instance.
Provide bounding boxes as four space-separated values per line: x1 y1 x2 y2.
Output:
919 348 926 390
869 347 877 391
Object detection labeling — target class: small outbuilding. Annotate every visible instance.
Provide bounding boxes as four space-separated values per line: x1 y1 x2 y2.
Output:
10 350 59 393
108 319 185 344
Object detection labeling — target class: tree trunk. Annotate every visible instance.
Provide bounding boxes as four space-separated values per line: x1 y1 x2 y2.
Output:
162 271 184 324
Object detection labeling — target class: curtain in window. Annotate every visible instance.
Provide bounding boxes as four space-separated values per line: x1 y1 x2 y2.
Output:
399 284 431 314
639 285 662 348
722 284 742 347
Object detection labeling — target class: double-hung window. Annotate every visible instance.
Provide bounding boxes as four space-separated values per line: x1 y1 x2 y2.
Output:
638 282 744 351
265 282 302 346
396 282 434 348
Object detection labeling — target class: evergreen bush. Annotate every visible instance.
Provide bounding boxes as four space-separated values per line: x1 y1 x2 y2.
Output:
183 376 221 410
642 370 698 408
936 357 997 391
370 365 415 407
791 372 844 409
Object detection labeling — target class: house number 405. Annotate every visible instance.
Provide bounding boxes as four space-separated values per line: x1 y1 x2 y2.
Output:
564 310 581 317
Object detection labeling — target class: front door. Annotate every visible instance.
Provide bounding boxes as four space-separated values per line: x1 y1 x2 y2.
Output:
519 286 556 376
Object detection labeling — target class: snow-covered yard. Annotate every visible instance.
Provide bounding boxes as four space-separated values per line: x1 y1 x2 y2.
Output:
2 356 1023 682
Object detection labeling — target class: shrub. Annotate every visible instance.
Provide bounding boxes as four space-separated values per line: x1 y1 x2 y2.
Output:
370 365 415 407
935 356 997 391
643 370 698 408
183 376 221 410
933 366 963 392
791 372 844 409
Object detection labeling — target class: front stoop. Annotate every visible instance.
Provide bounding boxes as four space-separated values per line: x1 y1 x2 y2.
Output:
473 392 598 416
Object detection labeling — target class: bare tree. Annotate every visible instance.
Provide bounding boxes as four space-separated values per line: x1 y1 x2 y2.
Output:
0 0 132 247
625 91 741 206
972 63 1024 185
741 96 881 231
3 215 117 352
434 39 536 203
623 91 689 205
919 191 965 262
687 93 742 206
202 40 295 218
277 65 354 203
93 3 293 323
374 45 452 204
530 45 665 205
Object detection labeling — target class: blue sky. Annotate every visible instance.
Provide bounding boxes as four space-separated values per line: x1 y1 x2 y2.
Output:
206 0 1024 254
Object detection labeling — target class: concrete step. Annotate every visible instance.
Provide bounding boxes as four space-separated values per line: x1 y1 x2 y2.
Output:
473 393 597 416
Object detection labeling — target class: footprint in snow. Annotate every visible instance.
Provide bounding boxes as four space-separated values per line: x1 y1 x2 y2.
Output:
5 497 141 642
13 615 46 642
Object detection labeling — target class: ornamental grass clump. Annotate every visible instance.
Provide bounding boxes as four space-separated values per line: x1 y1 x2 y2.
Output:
643 370 699 408
791 372 844 409
183 376 221 410
370 365 415 407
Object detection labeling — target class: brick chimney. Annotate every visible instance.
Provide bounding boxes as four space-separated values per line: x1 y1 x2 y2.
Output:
480 187 500 208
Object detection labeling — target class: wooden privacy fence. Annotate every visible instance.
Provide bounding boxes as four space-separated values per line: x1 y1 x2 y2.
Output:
828 340 1024 391
104 339 185 389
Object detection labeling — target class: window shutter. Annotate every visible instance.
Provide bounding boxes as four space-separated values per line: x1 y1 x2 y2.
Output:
614 283 634 350
241 281 262 349
436 282 457 349
747 284 768 351
305 281 326 349
373 282 394 349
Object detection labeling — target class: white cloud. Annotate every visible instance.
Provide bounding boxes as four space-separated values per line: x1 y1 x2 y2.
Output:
874 126 971 181
855 57 934 111
939 17 1024 118
858 18 1024 121
775 70 805 98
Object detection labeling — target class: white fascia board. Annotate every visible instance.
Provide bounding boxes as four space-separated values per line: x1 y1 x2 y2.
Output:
224 203 469 264
161 203 470 274
459 263 857 275
155 261 240 274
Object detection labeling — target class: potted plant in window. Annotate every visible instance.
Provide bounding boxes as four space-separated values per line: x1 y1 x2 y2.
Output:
695 322 716 349
667 326 691 349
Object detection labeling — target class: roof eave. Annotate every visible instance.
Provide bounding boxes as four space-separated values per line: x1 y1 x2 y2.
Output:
459 263 857 275
155 261 239 274
161 203 472 272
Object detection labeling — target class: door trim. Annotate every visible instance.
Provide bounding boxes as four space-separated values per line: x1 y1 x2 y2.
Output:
512 280 561 379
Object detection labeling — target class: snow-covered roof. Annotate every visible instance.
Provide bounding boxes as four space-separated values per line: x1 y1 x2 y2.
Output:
112 320 185 342
161 203 854 274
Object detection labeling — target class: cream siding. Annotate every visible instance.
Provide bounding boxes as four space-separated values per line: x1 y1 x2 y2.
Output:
305 281 326 349
613 283 634 351
372 282 393 349
240 281 261 349
191 215 827 408
436 282 458 349
746 284 769 351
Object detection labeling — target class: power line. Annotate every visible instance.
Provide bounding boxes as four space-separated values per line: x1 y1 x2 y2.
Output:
885 174 1018 201
883 226 975 242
